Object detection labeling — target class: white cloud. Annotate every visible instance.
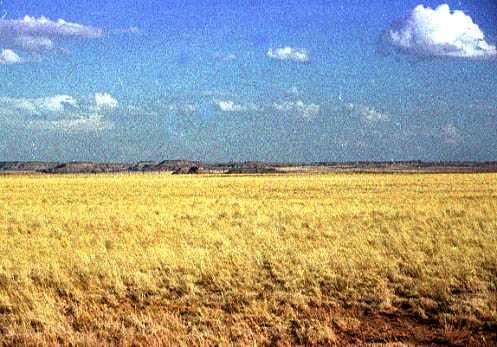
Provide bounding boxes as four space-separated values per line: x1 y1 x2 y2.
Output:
0 16 103 53
3 95 78 117
442 123 460 144
215 100 262 113
214 97 321 118
14 36 54 52
273 100 320 118
346 104 389 122
0 94 116 131
389 4 497 59
286 87 302 97
216 100 248 112
111 26 140 35
214 53 237 62
95 93 118 110
42 95 78 113
0 48 22 64
127 26 140 34
1 16 103 39
223 53 237 61
122 102 198 118
167 103 197 114
267 47 310 63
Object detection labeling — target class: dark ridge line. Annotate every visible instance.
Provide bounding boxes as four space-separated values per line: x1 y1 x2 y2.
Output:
1 160 497 174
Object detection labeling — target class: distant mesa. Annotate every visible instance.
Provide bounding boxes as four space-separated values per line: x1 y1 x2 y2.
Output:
44 162 129 174
172 166 200 175
1 160 497 174
0 161 59 172
132 160 204 174
224 161 279 174
154 160 202 172
42 160 205 174
130 161 159 171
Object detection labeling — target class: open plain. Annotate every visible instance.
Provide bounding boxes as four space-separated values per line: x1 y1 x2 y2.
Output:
0 173 496 345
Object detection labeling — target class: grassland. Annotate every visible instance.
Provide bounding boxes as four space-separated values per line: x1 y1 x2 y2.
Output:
0 173 496 345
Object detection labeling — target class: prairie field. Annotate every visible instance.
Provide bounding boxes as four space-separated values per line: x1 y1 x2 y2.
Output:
0 173 496 345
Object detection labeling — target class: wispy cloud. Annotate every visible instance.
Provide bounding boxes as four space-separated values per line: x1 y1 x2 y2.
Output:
273 100 320 118
214 97 320 119
213 52 237 63
0 15 103 53
26 115 113 132
110 26 140 35
267 47 310 63
388 4 497 59
442 123 461 144
121 100 198 118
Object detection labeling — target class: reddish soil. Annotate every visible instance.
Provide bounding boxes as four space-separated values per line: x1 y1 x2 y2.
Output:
333 310 496 346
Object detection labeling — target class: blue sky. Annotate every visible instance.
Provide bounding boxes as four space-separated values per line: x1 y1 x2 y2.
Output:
0 0 496 162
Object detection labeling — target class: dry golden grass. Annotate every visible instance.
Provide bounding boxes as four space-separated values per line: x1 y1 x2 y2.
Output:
0 172 496 345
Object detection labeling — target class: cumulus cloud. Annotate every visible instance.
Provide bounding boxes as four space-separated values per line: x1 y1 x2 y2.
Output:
0 15 103 53
267 47 310 63
273 100 320 118
0 48 22 64
214 97 320 118
215 100 262 113
7 95 78 116
217 100 244 112
216 100 246 112
42 95 78 113
0 16 102 39
345 103 389 122
0 93 115 131
388 4 497 59
95 93 118 110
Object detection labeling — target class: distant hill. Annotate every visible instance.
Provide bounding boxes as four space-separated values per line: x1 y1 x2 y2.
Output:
0 161 59 172
44 162 130 174
148 160 203 172
1 160 497 174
